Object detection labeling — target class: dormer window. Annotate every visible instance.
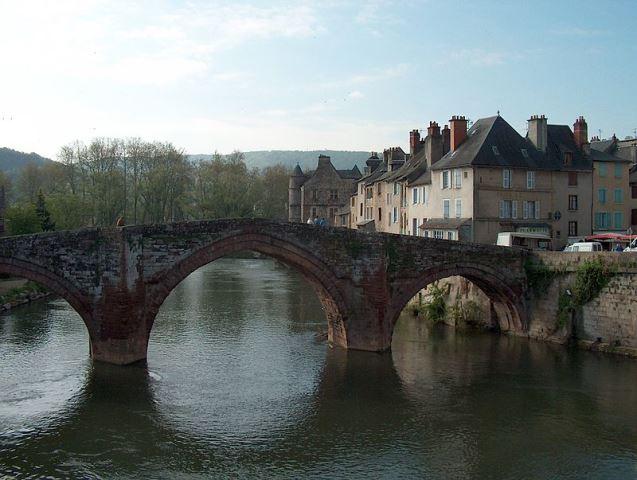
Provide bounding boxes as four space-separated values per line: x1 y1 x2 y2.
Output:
521 148 529 158
564 151 573 165
492 146 500 155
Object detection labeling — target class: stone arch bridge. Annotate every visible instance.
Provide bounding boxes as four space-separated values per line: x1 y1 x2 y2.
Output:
0 219 529 365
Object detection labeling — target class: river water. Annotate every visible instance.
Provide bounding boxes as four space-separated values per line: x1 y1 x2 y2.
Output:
1 257 637 479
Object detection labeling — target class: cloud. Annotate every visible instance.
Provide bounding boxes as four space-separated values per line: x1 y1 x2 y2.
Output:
347 90 365 99
320 63 410 89
0 1 324 87
439 49 514 67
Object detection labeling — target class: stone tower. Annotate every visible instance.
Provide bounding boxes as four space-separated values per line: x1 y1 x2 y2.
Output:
288 164 305 222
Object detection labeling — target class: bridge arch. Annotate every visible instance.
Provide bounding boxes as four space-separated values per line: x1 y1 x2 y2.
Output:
0 257 95 336
389 262 526 343
144 232 351 349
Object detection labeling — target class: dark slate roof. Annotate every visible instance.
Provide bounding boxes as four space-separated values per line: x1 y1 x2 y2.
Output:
588 148 631 163
410 170 431 186
337 166 363 179
292 164 304 176
360 163 388 186
591 138 615 153
432 115 592 172
545 125 592 171
433 116 544 170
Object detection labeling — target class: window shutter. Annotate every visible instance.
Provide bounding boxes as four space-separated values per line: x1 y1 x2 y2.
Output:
523 201 529 219
512 200 518 219
535 201 540 219
499 200 505 219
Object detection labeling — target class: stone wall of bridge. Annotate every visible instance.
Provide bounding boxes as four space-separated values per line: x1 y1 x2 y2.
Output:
525 252 637 356
0 219 529 365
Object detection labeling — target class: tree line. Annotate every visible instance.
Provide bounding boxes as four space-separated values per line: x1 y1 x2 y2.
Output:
2 138 291 235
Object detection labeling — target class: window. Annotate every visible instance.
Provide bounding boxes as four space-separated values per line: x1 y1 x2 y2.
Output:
351 197 355 207
393 182 399 195
564 152 573 165
500 200 512 219
453 169 462 188
615 189 623 203
447 231 454 240
632 209 637 226
503 169 512 189
365 188 372 200
312 207 317 218
443 199 450 219
330 189 339 200
598 188 607 204
512 200 518 219
434 230 444 239
595 212 610 229
377 183 381 194
386 193 390 205
359 203 363 216
329 207 337 220
388 212 391 226
521 148 529 158
599 163 607 177
615 163 623 178
378 208 382 221
492 145 500 155
568 221 578 236
633 185 637 199
392 207 397 223
614 212 624 229
523 201 540 219
464 171 468 178
424 230 429 238
527 171 536 189
412 218 418 236
312 189 318 201
568 195 578 210
424 186 429 204
442 170 450 189
455 199 462 218
568 172 578 186
412 188 419 204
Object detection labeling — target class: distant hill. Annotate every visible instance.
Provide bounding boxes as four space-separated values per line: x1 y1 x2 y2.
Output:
0 147 53 176
188 150 371 171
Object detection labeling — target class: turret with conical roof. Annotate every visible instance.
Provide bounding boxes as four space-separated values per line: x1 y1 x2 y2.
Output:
288 163 305 222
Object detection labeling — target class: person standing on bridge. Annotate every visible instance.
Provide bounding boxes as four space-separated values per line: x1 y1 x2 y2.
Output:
307 217 313 224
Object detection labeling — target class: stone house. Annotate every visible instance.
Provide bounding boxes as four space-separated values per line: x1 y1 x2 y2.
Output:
589 132 633 233
426 114 594 249
288 155 361 225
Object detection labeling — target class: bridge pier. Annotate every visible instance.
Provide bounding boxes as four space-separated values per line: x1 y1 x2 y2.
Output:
90 335 149 365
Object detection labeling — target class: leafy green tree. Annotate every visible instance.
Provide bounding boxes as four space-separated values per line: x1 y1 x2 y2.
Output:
35 190 56 231
5 203 41 235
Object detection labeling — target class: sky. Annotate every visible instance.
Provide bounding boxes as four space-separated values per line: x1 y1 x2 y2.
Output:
0 0 636 160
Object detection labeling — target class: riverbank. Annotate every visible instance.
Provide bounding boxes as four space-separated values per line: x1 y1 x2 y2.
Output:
0 279 50 313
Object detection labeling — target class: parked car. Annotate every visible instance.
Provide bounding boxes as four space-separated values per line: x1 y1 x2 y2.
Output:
563 242 603 252
624 238 637 252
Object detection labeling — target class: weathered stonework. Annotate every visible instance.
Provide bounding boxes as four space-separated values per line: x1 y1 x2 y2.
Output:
0 219 528 365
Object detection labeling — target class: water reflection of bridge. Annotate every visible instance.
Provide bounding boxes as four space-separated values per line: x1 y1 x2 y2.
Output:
5 332 637 479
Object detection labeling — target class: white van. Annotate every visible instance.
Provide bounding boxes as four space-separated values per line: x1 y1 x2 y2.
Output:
563 242 603 252
496 232 553 250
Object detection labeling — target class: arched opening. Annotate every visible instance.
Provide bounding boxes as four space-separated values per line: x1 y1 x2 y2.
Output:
146 245 340 438
144 233 350 354
0 260 94 424
389 264 525 347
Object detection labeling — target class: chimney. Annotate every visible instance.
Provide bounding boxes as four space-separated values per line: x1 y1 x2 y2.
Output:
442 124 451 155
527 114 548 152
409 129 421 156
449 115 468 152
573 116 589 151
425 121 443 165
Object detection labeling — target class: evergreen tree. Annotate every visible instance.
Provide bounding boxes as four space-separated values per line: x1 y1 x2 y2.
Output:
35 190 56 231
